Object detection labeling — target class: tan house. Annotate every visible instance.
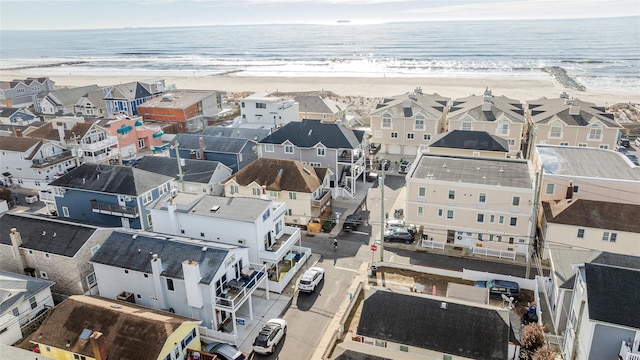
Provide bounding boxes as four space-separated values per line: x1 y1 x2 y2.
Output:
540 199 640 258
222 158 333 228
525 93 622 153
295 94 348 123
533 145 640 205
405 153 535 257
447 89 526 157
370 88 450 156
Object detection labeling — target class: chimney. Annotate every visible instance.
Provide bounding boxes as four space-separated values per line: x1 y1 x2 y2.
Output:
15 128 23 137
182 260 204 308
89 331 108 360
569 105 580 115
199 137 205 160
189 150 197 160
57 126 67 148
150 254 167 309
9 228 25 272
482 99 492 112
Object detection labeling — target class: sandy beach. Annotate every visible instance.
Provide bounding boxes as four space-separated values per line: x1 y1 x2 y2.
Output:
1 70 637 106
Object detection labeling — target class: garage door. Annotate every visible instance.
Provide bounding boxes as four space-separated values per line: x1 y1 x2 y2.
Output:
403 146 418 156
387 144 402 155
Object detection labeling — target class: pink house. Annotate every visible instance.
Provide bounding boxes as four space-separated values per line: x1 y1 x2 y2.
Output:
108 116 164 160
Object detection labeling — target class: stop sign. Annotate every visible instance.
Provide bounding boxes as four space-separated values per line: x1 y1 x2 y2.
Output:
371 245 377 251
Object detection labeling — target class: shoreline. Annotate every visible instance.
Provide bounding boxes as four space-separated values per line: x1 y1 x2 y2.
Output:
1 69 637 105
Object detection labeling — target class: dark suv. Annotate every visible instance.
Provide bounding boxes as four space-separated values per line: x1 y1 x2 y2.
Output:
383 228 414 244
475 279 521 301
342 214 362 231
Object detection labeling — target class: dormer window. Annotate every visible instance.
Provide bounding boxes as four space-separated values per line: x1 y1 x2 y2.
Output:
461 118 473 131
497 119 509 135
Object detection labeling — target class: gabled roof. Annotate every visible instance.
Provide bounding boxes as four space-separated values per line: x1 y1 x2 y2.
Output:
333 350 393 360
173 133 252 154
585 263 640 329
0 136 40 152
136 156 224 183
429 130 509 152
49 163 173 196
28 295 197 360
543 199 640 234
357 290 509 359
548 248 640 289
370 91 450 119
25 122 95 141
223 158 323 193
0 214 99 257
90 231 227 284
448 92 525 123
106 82 152 100
294 95 347 114
203 126 271 142
526 97 620 128
0 108 21 117
0 270 54 315
46 85 102 107
259 119 364 149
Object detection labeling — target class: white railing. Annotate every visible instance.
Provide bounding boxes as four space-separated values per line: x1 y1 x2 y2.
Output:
214 263 267 312
199 325 237 346
421 239 446 250
265 246 311 293
472 246 517 260
81 136 118 151
258 226 301 263
38 190 56 203
83 149 119 163
620 341 640 360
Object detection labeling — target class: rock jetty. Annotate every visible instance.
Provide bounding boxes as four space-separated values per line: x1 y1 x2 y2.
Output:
542 66 586 92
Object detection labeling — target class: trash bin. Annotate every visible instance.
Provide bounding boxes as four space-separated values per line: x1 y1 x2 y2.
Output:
370 265 377 276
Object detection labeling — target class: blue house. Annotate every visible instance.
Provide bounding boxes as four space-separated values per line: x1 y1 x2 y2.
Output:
103 79 165 117
170 133 258 173
48 163 173 229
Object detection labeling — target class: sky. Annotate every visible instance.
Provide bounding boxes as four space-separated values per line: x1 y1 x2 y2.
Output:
1 0 639 30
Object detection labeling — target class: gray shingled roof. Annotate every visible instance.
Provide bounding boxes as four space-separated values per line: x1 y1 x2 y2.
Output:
357 290 509 359
259 119 364 149
526 97 619 128
585 263 640 329
543 199 640 234
46 85 102 107
0 214 98 257
90 231 228 284
370 92 450 119
173 133 251 154
135 156 222 183
448 93 525 123
203 126 271 142
294 95 346 114
0 270 54 314
429 130 509 152
49 163 173 196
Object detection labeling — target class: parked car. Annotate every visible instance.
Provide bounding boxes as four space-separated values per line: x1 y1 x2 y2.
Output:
25 194 39 204
204 342 246 360
253 318 287 355
635 137 640 147
399 160 411 174
365 170 379 182
619 137 631 147
298 267 325 293
616 145 629 154
474 279 521 301
342 214 362 231
377 160 390 171
383 228 414 244
385 219 406 230
625 154 639 165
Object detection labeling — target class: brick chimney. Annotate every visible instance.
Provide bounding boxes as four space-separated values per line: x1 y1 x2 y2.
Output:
9 228 25 272
89 331 108 360
15 128 23 137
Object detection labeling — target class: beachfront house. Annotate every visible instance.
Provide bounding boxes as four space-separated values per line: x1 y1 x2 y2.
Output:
107 116 164 161
170 133 258 173
0 77 56 108
425 130 511 159
46 163 173 230
525 93 622 153
562 262 640 360
149 192 308 293
136 89 224 133
0 107 38 125
238 92 299 128
103 79 165 117
222 157 332 228
136 156 232 195
404 152 536 258
369 88 449 156
0 270 54 345
295 94 348 123
532 145 640 205
258 119 367 199
0 136 76 184
447 89 526 157
27 295 202 360
0 213 110 299
38 84 106 117
90 230 269 342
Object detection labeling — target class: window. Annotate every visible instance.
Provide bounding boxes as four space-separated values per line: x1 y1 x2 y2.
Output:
478 193 486 203
40 271 48 279
417 206 424 216
589 124 602 140
269 191 279 198
284 145 294 154
87 272 97 287
443 355 453 360
252 188 261 196
407 133 415 140
510 217 517 226
382 114 392 128
147 213 152 227
256 102 266 109
73 354 87 360
578 143 587 147
508 139 516 146
310 162 321 167
200 232 205 237
62 206 69 217
512 196 520 206
12 307 19 316
418 187 426 197
477 213 485 223
137 138 145 149
461 119 472 131
289 192 297 200
265 144 274 152
29 296 37 309
230 185 239 194
560 142 569 146
448 190 455 200
400 345 409 352
317 147 325 156
446 210 454 219
490 214 495 223
241 102 245 108
167 279 175 291
497 120 509 135
550 123 562 138
577 229 585 238
143 191 153 204
602 232 617 242
438 209 443 217
414 115 425 130
545 183 555 195
573 185 579 193
423 134 431 141
599 144 609 150
390 132 398 139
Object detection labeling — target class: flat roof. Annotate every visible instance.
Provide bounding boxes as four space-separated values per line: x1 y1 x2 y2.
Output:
536 145 640 180
411 153 534 189
138 89 217 109
162 194 274 223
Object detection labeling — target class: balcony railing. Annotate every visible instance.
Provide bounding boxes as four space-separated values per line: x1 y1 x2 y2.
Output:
31 150 74 168
90 199 139 217
337 149 364 163
311 190 331 208
259 226 301 263
38 190 55 203
83 149 120 163
620 341 640 360
214 263 267 312
81 136 118 151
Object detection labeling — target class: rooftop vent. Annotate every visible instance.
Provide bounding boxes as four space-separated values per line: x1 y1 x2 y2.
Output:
303 168 312 175
162 93 175 102
440 302 448 309
202 247 208 252
560 91 570 99
308 129 313 136
210 205 220 212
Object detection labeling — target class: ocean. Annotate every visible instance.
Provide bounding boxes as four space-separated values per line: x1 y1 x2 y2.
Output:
1 16 639 93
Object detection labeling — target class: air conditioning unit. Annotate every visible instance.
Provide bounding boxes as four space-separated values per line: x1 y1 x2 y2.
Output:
124 196 133 202
170 189 178 197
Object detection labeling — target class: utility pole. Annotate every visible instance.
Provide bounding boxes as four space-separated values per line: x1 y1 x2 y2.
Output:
174 141 185 191
379 159 386 262
526 171 541 279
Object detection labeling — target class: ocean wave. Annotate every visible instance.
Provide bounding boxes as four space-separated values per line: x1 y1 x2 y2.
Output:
561 60 606 64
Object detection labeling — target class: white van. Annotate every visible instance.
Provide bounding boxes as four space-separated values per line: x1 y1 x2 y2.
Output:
385 219 406 229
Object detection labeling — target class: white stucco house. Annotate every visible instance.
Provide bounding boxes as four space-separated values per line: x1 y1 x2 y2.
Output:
238 92 299 128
